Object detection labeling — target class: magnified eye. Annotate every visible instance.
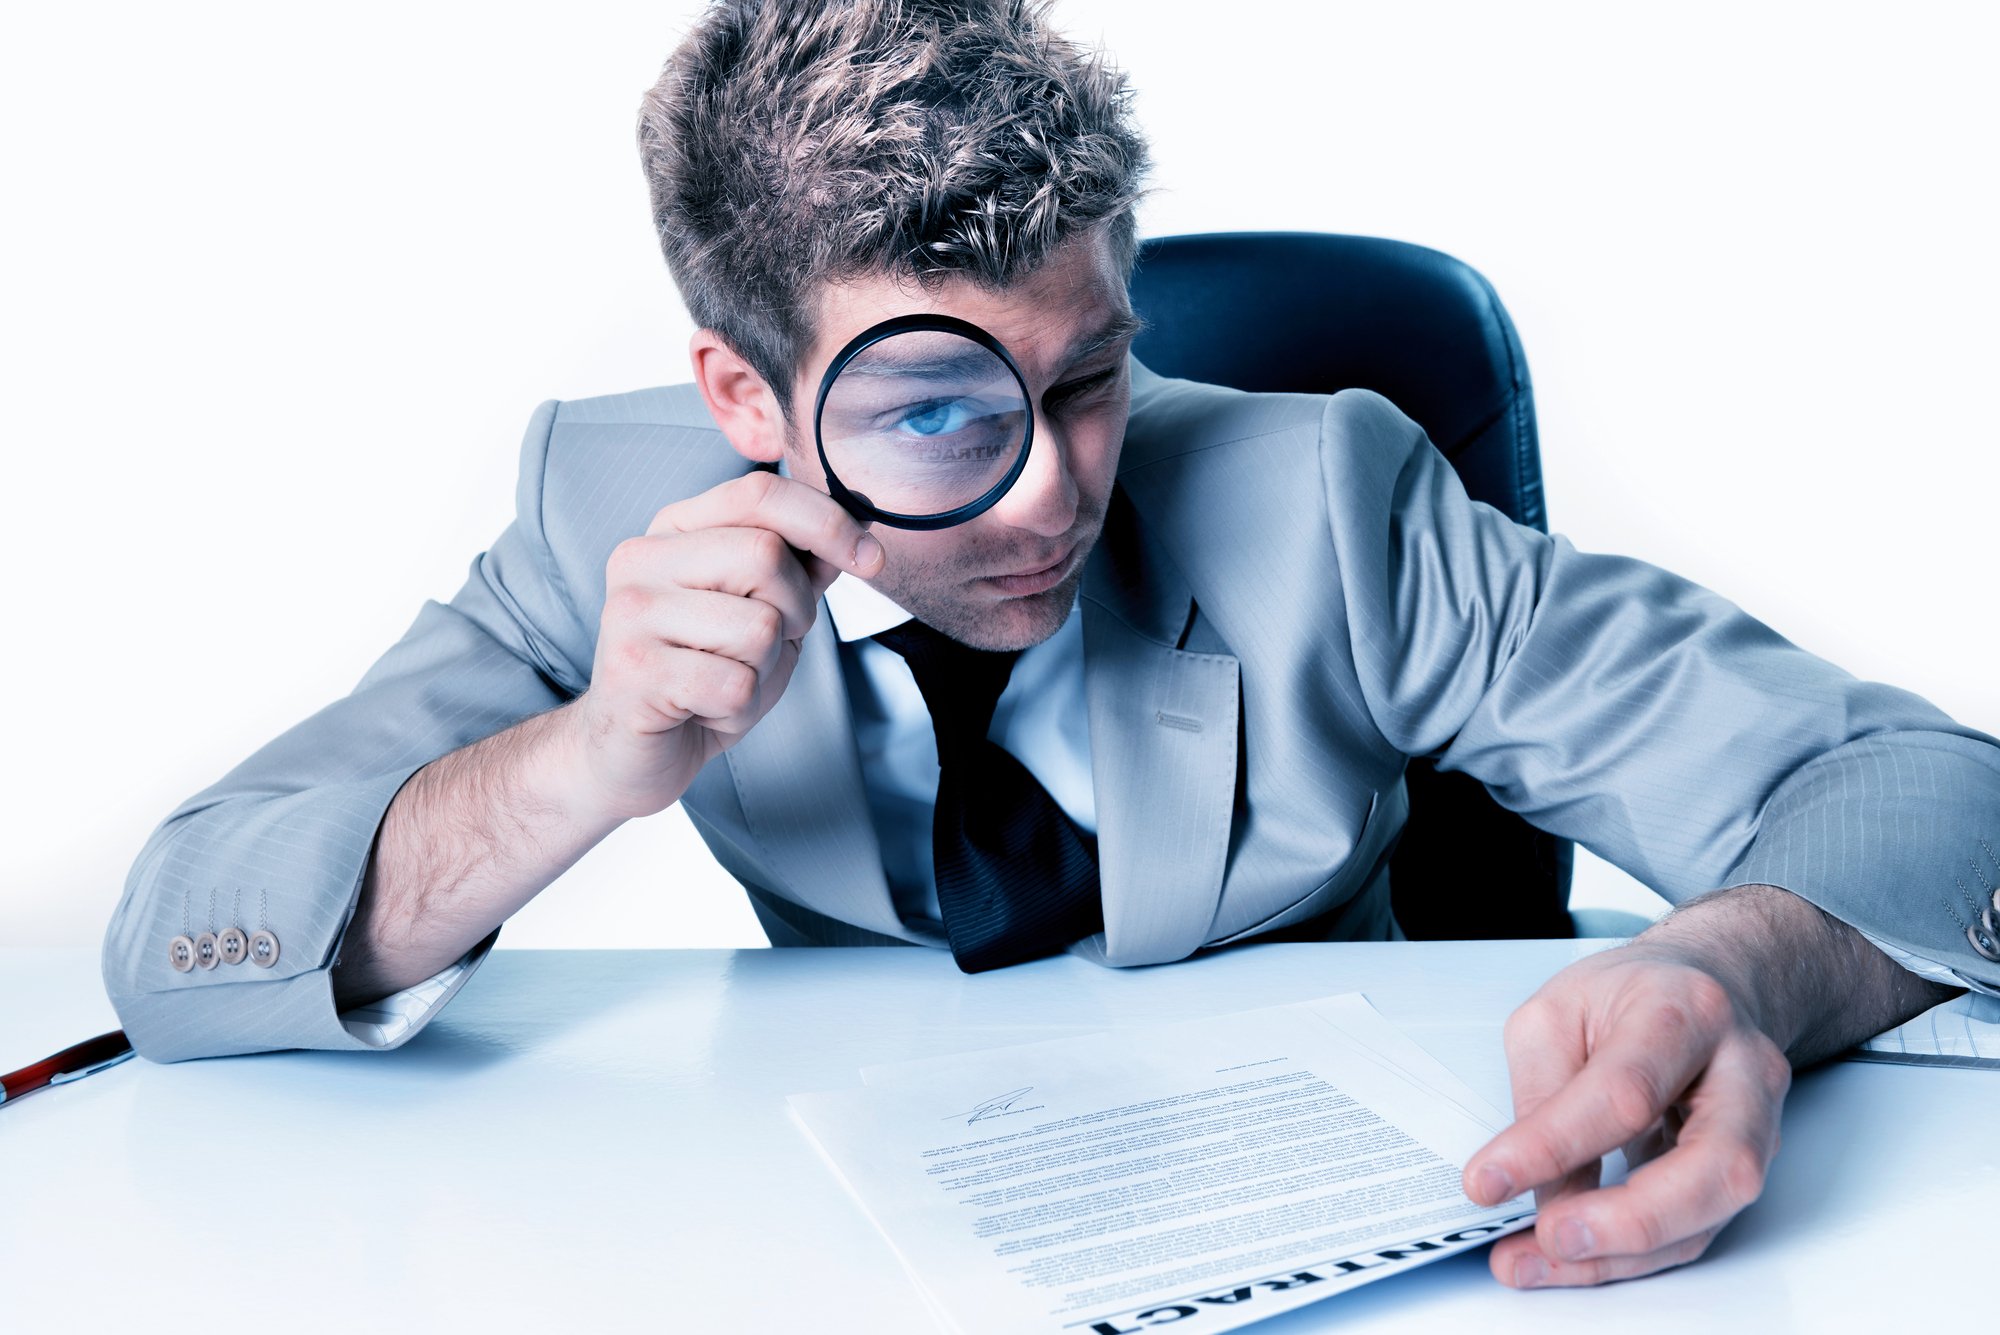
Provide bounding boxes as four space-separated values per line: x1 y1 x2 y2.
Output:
816 319 1031 521
897 398 975 437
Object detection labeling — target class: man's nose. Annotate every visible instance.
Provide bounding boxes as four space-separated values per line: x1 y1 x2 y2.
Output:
989 409 1078 538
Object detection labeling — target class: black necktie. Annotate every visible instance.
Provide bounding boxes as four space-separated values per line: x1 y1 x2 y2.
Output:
874 620 1103 972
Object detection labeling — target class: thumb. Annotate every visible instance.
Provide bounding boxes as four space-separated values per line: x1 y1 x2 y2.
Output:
806 528 880 600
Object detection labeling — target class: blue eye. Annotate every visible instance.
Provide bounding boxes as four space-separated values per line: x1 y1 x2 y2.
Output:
898 399 972 436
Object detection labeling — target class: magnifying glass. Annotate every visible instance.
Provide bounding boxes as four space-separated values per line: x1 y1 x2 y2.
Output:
813 313 1033 530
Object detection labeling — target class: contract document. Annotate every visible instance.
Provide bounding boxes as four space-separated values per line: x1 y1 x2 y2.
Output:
789 995 1534 1334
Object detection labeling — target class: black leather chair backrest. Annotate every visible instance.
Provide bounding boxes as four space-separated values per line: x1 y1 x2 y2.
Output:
1128 231 1573 939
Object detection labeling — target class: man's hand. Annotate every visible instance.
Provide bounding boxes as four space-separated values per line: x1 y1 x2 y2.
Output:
1463 945 1789 1286
572 470 884 820
335 470 883 1008
1461 884 1956 1289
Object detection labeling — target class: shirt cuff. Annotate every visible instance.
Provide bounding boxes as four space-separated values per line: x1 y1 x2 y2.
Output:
335 927 501 1047
1854 927 2000 999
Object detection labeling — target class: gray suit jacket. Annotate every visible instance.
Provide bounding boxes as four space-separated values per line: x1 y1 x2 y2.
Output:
103 363 2000 1061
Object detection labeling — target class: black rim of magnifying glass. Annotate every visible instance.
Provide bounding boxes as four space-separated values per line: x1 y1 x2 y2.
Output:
812 312 1035 531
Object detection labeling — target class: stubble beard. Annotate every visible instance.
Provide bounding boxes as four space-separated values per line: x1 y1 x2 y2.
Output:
873 494 1109 652
781 419 1111 652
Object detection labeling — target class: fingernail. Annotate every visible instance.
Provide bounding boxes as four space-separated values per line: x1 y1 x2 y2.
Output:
1555 1218 1594 1261
1471 1164 1513 1204
1512 1256 1549 1289
853 533 882 573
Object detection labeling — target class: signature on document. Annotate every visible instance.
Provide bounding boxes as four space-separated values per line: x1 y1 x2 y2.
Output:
945 1087 1046 1126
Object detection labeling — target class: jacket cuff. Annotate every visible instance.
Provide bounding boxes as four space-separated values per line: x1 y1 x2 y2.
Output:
1723 731 2000 993
103 766 437 1062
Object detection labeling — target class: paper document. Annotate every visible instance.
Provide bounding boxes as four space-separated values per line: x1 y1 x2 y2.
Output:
1852 990 2000 1068
789 995 1533 1335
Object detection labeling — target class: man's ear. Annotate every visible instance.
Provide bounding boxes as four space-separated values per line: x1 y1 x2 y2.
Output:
689 329 786 463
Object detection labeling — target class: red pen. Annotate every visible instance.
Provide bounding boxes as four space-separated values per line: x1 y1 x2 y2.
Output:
0 1030 133 1107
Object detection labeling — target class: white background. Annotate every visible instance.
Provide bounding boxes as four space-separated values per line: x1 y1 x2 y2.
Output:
3 1 1993 953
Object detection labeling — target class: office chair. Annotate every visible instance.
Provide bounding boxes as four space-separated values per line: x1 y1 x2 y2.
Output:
1127 231 1577 941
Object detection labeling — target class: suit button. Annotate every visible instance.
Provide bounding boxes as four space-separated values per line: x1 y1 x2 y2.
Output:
194 932 220 970
218 927 249 965
249 930 282 969
1969 922 2000 965
168 935 196 972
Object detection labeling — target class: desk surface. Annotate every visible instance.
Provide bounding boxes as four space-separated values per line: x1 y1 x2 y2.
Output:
2 942 1984 1332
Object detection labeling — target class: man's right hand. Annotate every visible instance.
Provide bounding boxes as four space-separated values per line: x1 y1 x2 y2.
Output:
570 470 884 820
333 470 881 1008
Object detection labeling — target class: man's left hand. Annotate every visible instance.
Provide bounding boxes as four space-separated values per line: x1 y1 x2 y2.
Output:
1461 936 1794 1287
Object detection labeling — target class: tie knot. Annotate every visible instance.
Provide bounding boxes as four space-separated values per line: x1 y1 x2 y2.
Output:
873 620 1019 749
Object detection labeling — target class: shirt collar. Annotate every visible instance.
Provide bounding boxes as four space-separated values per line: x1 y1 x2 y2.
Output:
774 454 914 642
823 571 915 643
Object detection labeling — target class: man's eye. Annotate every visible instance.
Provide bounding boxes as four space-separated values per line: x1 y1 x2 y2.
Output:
896 399 973 436
1046 367 1117 408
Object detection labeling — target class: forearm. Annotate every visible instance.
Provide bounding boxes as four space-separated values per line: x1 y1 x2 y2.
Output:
330 700 629 1009
1625 883 1958 1066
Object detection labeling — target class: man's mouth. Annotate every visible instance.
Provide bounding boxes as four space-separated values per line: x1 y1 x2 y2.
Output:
981 545 1076 596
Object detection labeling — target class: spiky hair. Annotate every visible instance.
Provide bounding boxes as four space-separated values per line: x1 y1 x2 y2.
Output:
637 0 1151 415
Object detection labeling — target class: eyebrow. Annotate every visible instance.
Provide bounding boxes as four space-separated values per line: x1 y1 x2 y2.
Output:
837 343 1000 384
1058 309 1148 369
835 308 1149 385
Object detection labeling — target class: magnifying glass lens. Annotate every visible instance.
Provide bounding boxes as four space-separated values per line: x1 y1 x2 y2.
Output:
817 330 1029 520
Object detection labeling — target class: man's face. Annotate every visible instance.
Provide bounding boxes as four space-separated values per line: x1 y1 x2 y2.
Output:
784 228 1140 652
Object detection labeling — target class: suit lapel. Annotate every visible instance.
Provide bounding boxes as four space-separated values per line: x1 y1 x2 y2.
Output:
722 620 906 940
722 405 1244 962
1082 490 1241 966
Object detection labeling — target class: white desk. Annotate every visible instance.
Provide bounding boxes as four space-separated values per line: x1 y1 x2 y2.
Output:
2 942 1984 1331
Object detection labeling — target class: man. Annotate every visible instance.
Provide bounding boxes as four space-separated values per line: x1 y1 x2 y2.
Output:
102 0 1999 1295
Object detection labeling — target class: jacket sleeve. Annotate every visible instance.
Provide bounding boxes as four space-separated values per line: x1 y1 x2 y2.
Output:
1323 389 2000 993
102 399 597 1062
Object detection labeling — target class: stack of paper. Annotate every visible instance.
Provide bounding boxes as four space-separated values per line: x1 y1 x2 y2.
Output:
789 994 1533 1334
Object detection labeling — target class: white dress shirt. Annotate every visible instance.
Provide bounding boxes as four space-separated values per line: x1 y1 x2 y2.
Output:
819 570 1097 927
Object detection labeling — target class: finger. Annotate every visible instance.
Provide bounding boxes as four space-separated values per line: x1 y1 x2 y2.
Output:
1503 993 1590 1122
1491 1223 1718 1289
1621 1121 1674 1172
616 589 791 677
648 471 883 580
1622 1099 1686 1172
797 549 848 602
1470 984 1728 1201
620 644 765 735
1533 1036 1786 1265
1534 1159 1602 1213
1464 995 1585 1205
608 529 821 640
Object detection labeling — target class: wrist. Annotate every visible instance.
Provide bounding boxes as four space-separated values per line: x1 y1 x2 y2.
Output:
554 694 688 824
1619 883 1952 1065
544 697 636 826
1616 885 1826 1055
